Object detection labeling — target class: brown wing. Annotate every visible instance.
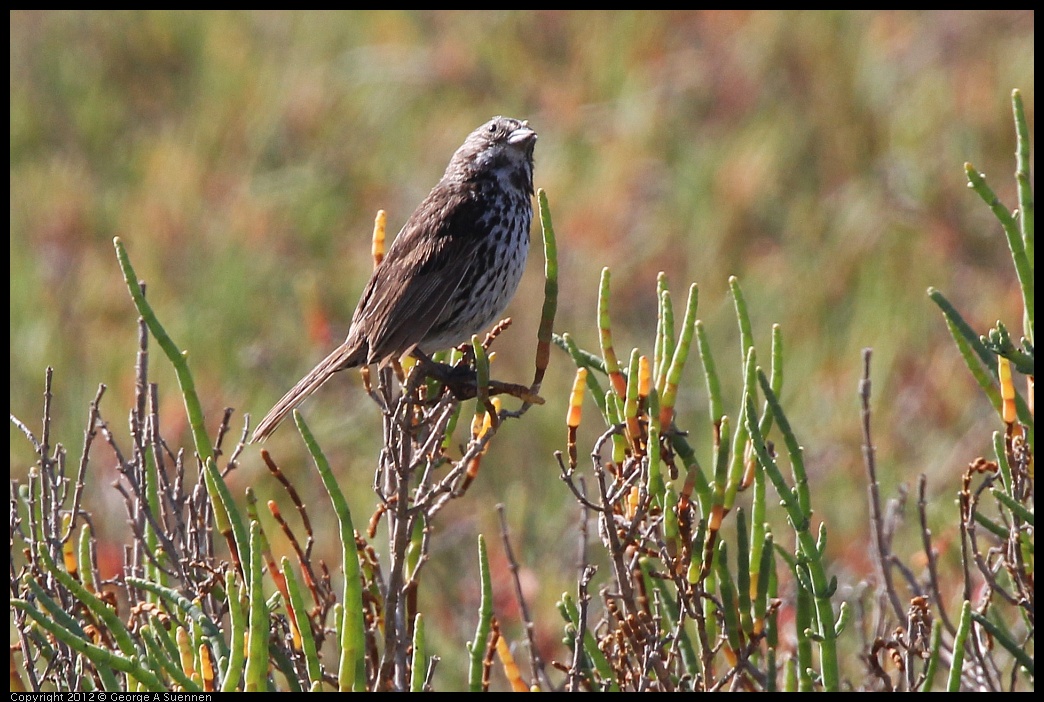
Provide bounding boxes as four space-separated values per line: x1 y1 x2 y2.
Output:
347 182 485 364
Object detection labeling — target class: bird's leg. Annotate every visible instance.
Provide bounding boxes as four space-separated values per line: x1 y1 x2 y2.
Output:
408 349 544 407
410 349 477 387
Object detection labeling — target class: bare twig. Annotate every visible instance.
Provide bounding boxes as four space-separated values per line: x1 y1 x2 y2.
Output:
60 384 105 545
917 474 956 636
569 479 594 692
496 504 548 690
860 349 906 624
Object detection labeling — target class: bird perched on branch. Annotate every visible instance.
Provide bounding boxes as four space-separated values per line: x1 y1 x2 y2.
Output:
252 116 537 442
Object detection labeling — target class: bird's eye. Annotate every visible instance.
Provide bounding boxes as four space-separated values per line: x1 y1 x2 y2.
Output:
488 123 498 134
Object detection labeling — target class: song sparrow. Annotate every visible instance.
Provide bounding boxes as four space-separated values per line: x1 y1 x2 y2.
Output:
252 116 537 442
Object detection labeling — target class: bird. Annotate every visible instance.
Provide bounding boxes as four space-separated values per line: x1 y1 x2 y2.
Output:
252 116 537 442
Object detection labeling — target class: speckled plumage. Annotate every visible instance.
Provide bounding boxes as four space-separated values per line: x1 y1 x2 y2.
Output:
253 117 536 442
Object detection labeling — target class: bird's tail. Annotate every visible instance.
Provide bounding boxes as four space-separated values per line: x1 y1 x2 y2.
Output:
251 342 365 443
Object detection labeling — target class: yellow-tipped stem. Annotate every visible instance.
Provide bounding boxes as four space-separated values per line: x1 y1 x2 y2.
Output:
567 368 587 470
598 267 628 397
371 209 386 268
998 356 1017 425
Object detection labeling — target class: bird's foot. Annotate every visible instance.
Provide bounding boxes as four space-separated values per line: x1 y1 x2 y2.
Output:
406 351 545 407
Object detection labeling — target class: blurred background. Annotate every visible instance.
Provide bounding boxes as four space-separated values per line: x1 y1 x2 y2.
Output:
9 10 1033 685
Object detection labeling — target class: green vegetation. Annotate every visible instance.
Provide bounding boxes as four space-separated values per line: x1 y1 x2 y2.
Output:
10 11 1033 691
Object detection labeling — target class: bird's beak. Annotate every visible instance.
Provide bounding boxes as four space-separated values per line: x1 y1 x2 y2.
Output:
508 122 537 146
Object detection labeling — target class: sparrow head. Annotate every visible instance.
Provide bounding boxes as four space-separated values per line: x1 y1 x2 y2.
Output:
447 116 537 194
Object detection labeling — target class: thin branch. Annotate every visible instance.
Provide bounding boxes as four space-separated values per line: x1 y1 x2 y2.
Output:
496 504 548 690
860 349 906 624
917 474 956 636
